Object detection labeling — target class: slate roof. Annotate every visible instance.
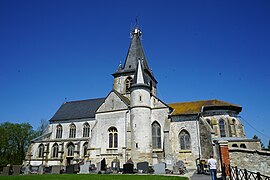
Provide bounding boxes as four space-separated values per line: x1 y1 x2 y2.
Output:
50 98 105 122
113 27 156 82
169 99 242 116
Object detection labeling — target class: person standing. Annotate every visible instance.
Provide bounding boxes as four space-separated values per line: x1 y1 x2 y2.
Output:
208 155 217 180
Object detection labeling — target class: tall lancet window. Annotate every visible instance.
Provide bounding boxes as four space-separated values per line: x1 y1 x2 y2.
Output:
56 124 63 139
67 142 75 156
69 124 76 138
83 123 90 137
108 127 118 148
52 143 59 158
179 130 191 150
219 119 226 137
38 144 45 158
152 121 161 149
125 77 133 93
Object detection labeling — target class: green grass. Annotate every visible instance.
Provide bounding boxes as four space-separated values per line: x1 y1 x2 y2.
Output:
0 174 189 180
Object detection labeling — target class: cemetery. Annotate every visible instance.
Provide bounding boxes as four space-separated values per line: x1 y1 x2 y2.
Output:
0 158 189 179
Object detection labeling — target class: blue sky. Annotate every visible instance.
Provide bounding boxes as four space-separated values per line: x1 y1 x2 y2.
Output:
0 0 269 145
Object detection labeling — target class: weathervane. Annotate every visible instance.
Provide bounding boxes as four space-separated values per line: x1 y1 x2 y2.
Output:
130 16 142 38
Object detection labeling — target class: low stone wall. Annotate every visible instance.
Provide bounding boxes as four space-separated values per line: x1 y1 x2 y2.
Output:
229 148 270 176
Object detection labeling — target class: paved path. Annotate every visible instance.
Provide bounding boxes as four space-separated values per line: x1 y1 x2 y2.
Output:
190 173 223 180
190 173 212 180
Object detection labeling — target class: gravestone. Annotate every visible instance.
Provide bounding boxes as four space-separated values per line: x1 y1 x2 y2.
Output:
74 164 80 173
66 165 74 174
12 165 21 175
44 166 52 174
173 160 185 174
126 158 133 164
101 158 106 171
38 165 44 174
51 166 61 174
173 165 180 174
165 155 173 170
2 166 10 175
22 164 31 175
89 164 96 173
96 162 101 172
30 166 39 174
111 158 120 172
137 161 149 173
79 161 90 174
123 163 133 174
153 163 166 174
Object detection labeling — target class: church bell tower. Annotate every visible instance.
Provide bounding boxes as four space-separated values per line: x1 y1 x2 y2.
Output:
112 23 157 98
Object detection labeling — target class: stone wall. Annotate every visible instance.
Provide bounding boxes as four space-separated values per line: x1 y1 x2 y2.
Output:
199 118 213 159
229 148 270 176
169 116 200 167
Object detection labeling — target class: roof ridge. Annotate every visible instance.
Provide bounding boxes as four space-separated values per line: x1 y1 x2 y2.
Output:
64 97 106 104
169 99 223 105
112 90 130 105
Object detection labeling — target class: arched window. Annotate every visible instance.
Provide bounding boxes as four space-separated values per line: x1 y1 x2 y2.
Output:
69 124 76 138
52 143 59 158
219 119 226 137
240 144 247 148
206 119 212 128
108 127 118 148
125 77 133 93
83 123 90 137
232 144 238 148
38 144 45 158
83 142 88 156
152 121 161 149
56 124 63 139
179 130 191 150
67 143 75 156
56 125 63 138
232 119 237 136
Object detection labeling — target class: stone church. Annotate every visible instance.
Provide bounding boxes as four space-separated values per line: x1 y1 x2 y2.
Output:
25 26 255 170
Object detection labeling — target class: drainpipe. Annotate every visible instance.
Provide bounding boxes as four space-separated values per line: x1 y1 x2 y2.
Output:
196 112 201 161
125 109 129 163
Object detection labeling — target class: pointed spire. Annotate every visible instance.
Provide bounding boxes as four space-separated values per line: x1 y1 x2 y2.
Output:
134 58 145 84
120 18 151 74
112 19 157 84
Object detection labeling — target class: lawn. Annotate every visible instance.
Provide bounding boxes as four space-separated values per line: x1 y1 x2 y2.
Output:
0 174 189 180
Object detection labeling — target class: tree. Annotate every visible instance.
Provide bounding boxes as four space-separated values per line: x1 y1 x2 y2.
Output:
252 135 258 140
0 122 36 166
35 119 49 137
253 135 265 149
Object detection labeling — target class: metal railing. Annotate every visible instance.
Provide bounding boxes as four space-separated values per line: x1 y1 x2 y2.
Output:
222 165 270 180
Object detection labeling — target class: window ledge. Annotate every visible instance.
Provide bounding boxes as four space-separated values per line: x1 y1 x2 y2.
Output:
179 150 192 153
152 149 163 153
